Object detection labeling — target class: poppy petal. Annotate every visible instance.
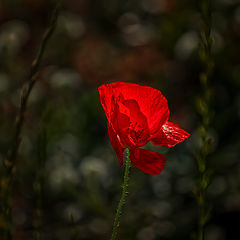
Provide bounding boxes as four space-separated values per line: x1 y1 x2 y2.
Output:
123 99 150 147
99 82 169 136
98 84 114 122
130 148 166 175
152 121 190 147
111 102 135 148
111 103 130 136
116 82 169 133
107 122 125 165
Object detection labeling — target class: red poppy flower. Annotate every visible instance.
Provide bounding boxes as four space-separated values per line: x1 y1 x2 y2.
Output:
98 82 190 175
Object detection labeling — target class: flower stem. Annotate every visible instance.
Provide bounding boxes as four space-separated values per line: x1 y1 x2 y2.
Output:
111 149 131 240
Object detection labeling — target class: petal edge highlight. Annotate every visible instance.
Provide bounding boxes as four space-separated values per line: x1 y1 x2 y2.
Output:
152 121 190 147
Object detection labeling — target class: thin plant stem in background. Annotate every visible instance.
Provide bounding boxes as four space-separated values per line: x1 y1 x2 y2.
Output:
194 0 214 239
33 129 47 240
111 149 131 240
0 3 60 239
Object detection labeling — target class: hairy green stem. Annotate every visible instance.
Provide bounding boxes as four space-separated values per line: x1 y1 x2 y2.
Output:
111 149 131 240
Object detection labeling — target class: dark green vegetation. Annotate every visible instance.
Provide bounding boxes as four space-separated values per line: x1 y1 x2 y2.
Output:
0 0 239 239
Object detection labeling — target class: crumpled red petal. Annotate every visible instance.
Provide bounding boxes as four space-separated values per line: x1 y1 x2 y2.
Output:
111 103 130 136
98 84 114 122
122 99 150 147
130 148 166 175
111 101 136 149
98 82 170 137
107 122 125 165
152 121 190 147
99 82 190 175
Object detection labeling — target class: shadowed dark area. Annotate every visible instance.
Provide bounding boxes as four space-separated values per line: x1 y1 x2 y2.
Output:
0 0 239 239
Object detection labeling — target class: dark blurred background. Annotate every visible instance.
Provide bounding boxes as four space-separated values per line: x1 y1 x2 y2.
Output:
0 0 240 239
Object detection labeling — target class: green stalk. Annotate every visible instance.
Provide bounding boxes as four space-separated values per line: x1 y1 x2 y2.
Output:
195 0 214 239
111 149 131 240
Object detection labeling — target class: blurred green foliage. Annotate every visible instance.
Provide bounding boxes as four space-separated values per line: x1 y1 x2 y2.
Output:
0 0 240 239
